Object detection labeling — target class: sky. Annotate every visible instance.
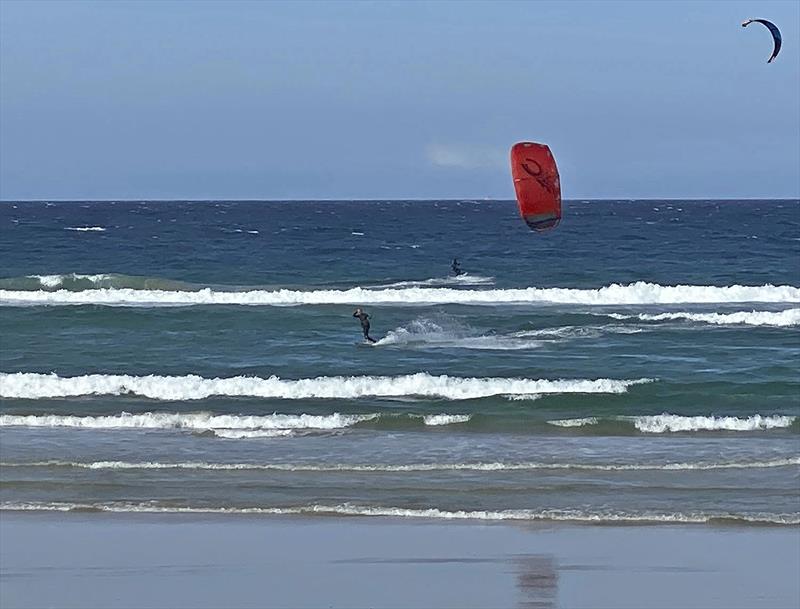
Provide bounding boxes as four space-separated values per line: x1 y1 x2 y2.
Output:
1 0 798 200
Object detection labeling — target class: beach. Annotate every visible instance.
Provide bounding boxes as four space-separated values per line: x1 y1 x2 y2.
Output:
2 512 799 609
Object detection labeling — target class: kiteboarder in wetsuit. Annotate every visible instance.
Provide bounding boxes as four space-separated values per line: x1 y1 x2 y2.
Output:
353 308 376 343
451 258 464 276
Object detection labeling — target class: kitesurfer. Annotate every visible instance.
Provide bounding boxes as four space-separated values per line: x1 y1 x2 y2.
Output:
451 258 464 276
353 308 376 343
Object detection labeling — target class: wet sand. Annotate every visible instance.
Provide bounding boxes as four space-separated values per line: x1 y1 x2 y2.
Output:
1 512 798 609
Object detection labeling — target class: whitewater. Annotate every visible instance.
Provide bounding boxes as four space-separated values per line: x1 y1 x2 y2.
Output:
1 281 799 307
606 308 800 327
547 414 797 433
0 372 649 400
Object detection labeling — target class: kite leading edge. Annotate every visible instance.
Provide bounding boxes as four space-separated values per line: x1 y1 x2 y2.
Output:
742 19 782 63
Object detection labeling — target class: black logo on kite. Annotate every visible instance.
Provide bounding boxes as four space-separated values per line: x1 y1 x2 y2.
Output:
521 158 557 195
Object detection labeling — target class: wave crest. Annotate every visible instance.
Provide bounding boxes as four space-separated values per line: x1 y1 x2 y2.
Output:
634 414 797 433
547 414 797 433
1 282 797 307
548 417 599 427
607 309 800 327
0 412 376 434
0 372 649 401
420 414 471 426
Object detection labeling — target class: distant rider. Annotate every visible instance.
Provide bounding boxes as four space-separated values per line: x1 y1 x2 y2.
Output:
451 258 464 276
353 308 376 343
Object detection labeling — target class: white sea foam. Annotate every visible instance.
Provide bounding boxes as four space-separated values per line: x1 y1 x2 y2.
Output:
26 274 112 288
0 372 649 401
7 457 796 472
2 282 796 307
633 414 797 433
2 501 796 524
0 412 377 432
546 414 796 432
211 429 294 439
606 309 800 327
421 414 471 426
548 417 599 427
65 226 106 232
30 275 65 288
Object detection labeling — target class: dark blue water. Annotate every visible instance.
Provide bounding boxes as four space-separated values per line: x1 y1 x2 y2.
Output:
2 200 797 286
1 200 798 524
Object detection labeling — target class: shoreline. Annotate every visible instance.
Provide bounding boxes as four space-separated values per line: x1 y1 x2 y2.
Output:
1 505 798 527
2 512 798 609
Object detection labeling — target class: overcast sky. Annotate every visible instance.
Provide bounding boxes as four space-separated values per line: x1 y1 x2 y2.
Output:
1 0 798 200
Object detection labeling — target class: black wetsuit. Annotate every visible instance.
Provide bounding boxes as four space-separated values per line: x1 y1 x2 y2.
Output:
451 260 463 276
354 311 376 342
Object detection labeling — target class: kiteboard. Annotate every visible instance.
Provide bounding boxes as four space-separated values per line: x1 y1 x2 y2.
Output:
510 142 561 232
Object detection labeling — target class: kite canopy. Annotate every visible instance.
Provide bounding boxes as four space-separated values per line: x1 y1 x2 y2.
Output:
742 19 782 63
510 142 561 233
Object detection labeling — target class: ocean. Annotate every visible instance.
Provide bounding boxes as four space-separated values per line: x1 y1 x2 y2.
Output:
1 199 798 525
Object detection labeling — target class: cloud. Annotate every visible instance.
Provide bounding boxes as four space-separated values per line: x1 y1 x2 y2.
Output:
425 143 507 170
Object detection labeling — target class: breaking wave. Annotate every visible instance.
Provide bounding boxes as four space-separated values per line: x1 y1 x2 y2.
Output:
0 372 649 401
547 414 797 433
26 274 112 289
0 411 479 437
210 429 295 439
5 410 792 437
0 412 377 437
0 273 199 292
2 501 796 525
606 309 800 327
633 414 797 433
548 417 599 427
64 226 106 232
1 282 797 307
6 457 797 472
420 414 471 426
504 394 542 401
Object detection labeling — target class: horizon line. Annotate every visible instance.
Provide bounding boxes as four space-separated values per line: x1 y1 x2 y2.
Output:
2 197 798 204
